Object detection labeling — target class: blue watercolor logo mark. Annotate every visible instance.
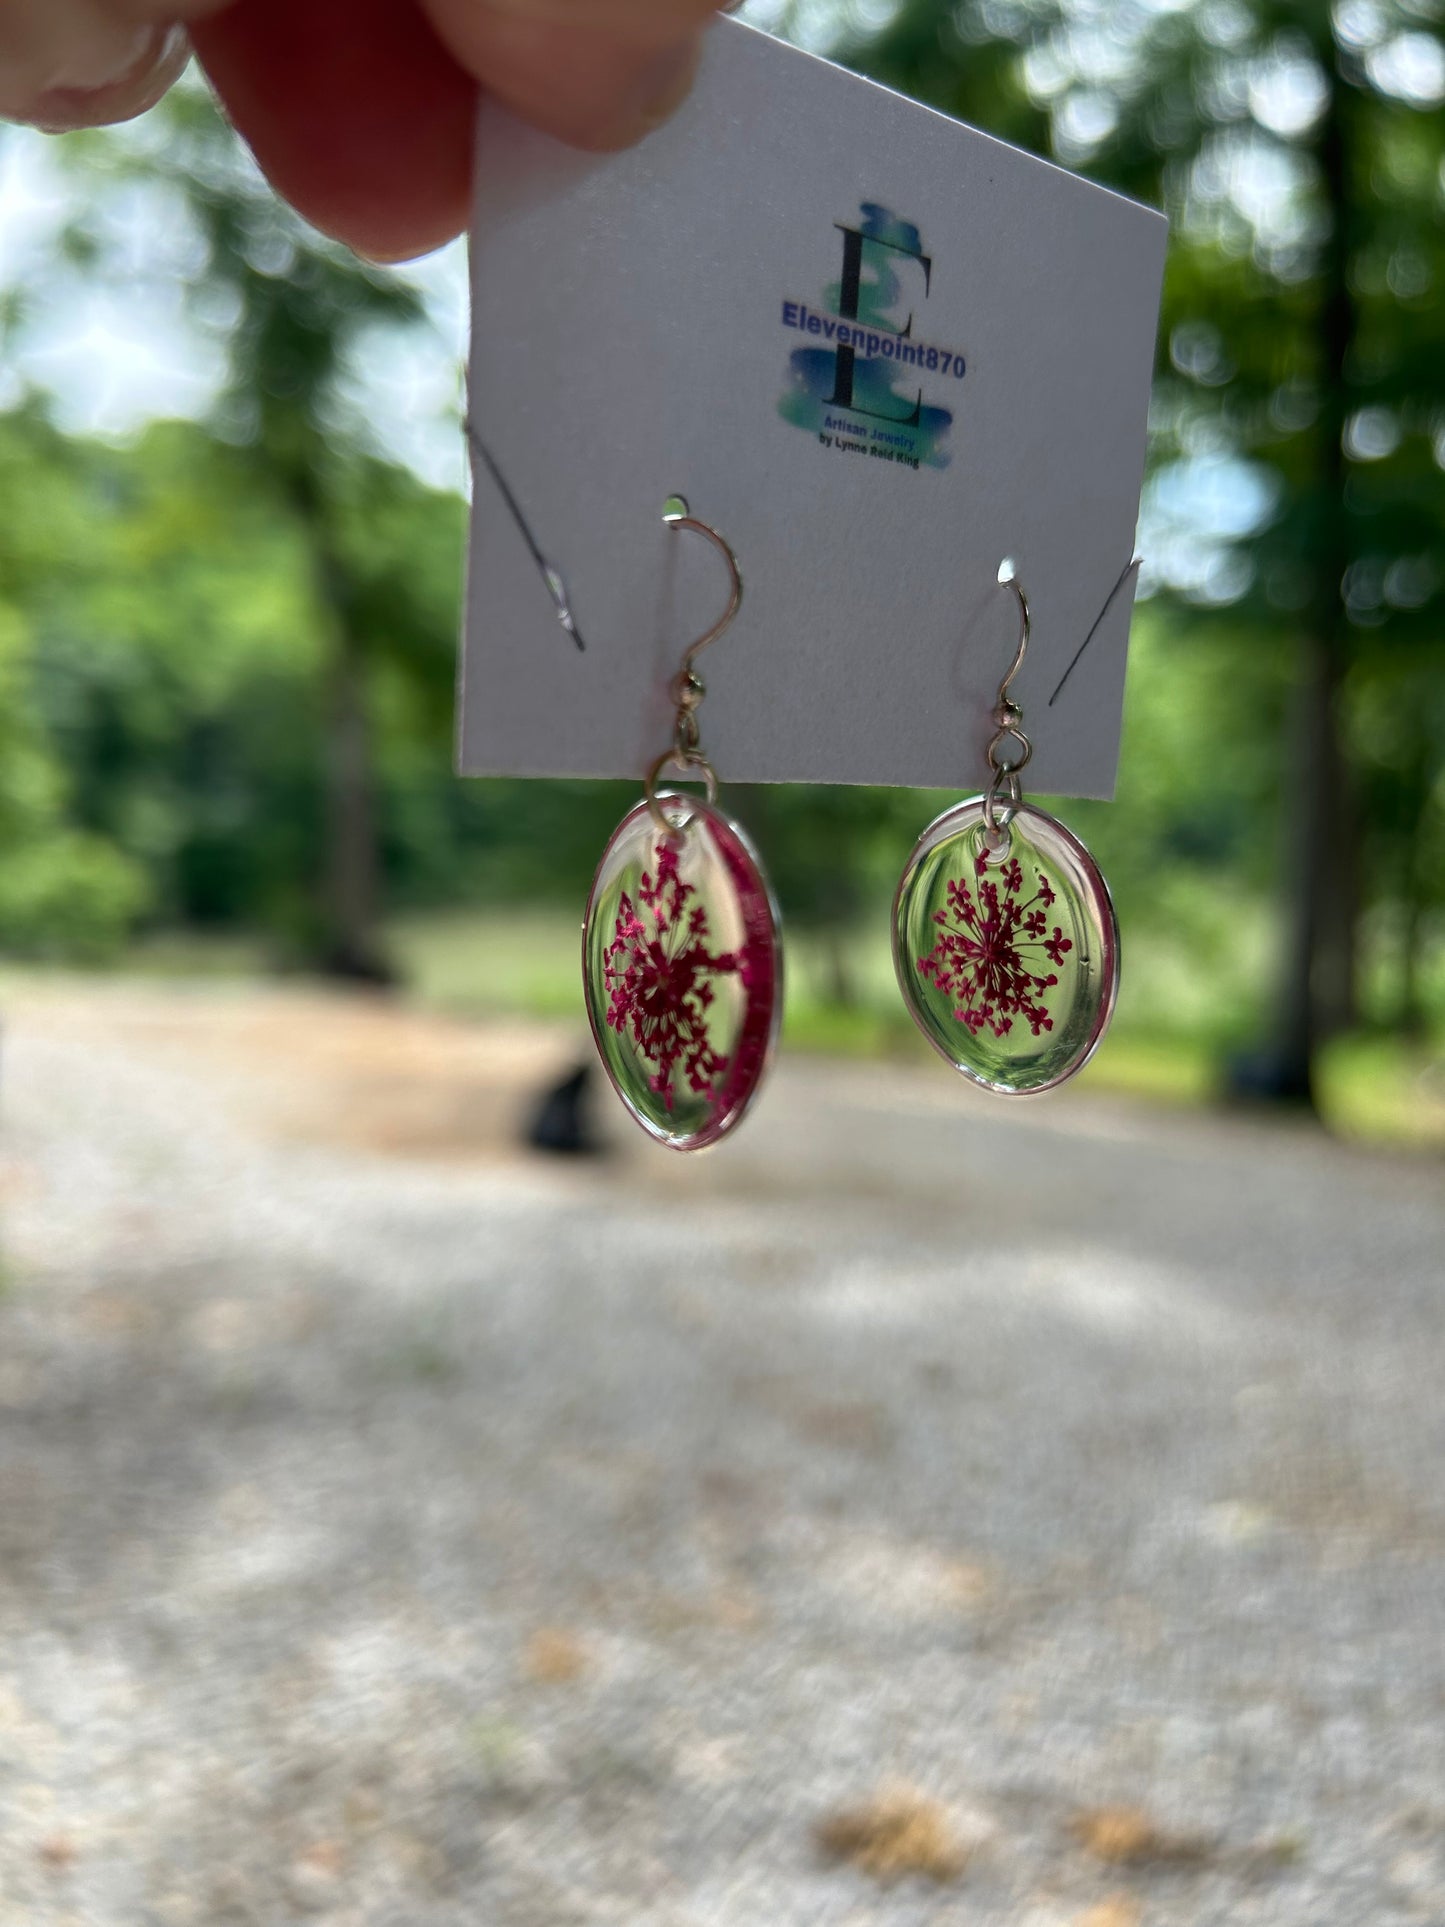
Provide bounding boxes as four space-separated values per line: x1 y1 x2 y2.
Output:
778 203 964 472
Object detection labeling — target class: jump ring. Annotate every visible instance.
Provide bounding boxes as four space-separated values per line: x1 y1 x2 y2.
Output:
987 726 1033 776
645 750 718 833
983 768 1022 837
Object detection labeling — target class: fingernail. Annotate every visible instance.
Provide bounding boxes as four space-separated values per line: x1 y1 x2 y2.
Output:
49 24 155 93
23 24 188 132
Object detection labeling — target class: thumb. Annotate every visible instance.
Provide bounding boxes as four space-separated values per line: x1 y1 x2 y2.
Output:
0 4 206 130
416 0 717 152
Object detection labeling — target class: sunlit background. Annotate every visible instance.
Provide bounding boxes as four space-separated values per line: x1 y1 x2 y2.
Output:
0 0 1440 1130
1 4 1443 1923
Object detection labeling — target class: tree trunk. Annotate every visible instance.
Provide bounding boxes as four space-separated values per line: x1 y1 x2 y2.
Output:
1397 724 1433 1040
287 458 393 986
1267 33 1359 1106
1399 886 1427 1042
824 927 857 1009
1273 637 1355 1100
321 617 391 982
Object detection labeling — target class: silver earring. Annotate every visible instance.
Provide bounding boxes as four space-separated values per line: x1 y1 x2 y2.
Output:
892 564 1120 1094
581 501 783 1149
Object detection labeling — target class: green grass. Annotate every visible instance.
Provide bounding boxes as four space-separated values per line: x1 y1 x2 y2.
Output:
390 909 584 1021
122 929 273 979
386 905 1444 1151
1317 1033 1445 1149
12 902 1437 1154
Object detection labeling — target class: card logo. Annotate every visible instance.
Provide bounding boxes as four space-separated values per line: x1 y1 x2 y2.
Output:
778 203 963 472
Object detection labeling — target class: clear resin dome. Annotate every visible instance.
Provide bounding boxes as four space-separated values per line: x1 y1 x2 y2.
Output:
583 793 782 1149
893 797 1119 1094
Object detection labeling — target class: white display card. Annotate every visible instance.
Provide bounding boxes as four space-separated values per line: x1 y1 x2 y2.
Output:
460 16 1166 797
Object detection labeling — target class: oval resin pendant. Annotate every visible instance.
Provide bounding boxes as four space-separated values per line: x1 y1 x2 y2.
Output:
583 794 782 1149
892 797 1119 1095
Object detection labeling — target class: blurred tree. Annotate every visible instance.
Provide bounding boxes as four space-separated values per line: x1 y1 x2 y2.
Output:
5 29 1440 1086
740 783 921 1006
58 88 459 977
0 406 151 959
846 0 1445 1102
0 394 468 958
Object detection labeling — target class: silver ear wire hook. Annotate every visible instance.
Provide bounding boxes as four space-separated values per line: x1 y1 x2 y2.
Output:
645 498 743 832
994 559 1030 707
663 497 744 679
983 562 1033 845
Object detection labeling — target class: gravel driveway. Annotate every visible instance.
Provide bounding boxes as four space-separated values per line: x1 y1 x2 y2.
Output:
0 982 1442 1926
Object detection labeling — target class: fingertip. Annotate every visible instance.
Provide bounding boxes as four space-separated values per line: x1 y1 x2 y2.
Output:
416 0 707 155
550 34 701 152
349 214 467 265
192 0 476 264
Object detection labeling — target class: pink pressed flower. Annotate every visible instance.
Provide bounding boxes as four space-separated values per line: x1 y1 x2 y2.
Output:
917 857 1066 1042
604 837 740 1111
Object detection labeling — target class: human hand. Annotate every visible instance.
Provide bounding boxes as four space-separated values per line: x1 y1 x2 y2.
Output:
1 0 720 258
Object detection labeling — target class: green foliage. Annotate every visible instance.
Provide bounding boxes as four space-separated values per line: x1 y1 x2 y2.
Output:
838 0 1445 1071
0 29 1440 1081
0 828 148 962
0 427 150 959
0 395 468 952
